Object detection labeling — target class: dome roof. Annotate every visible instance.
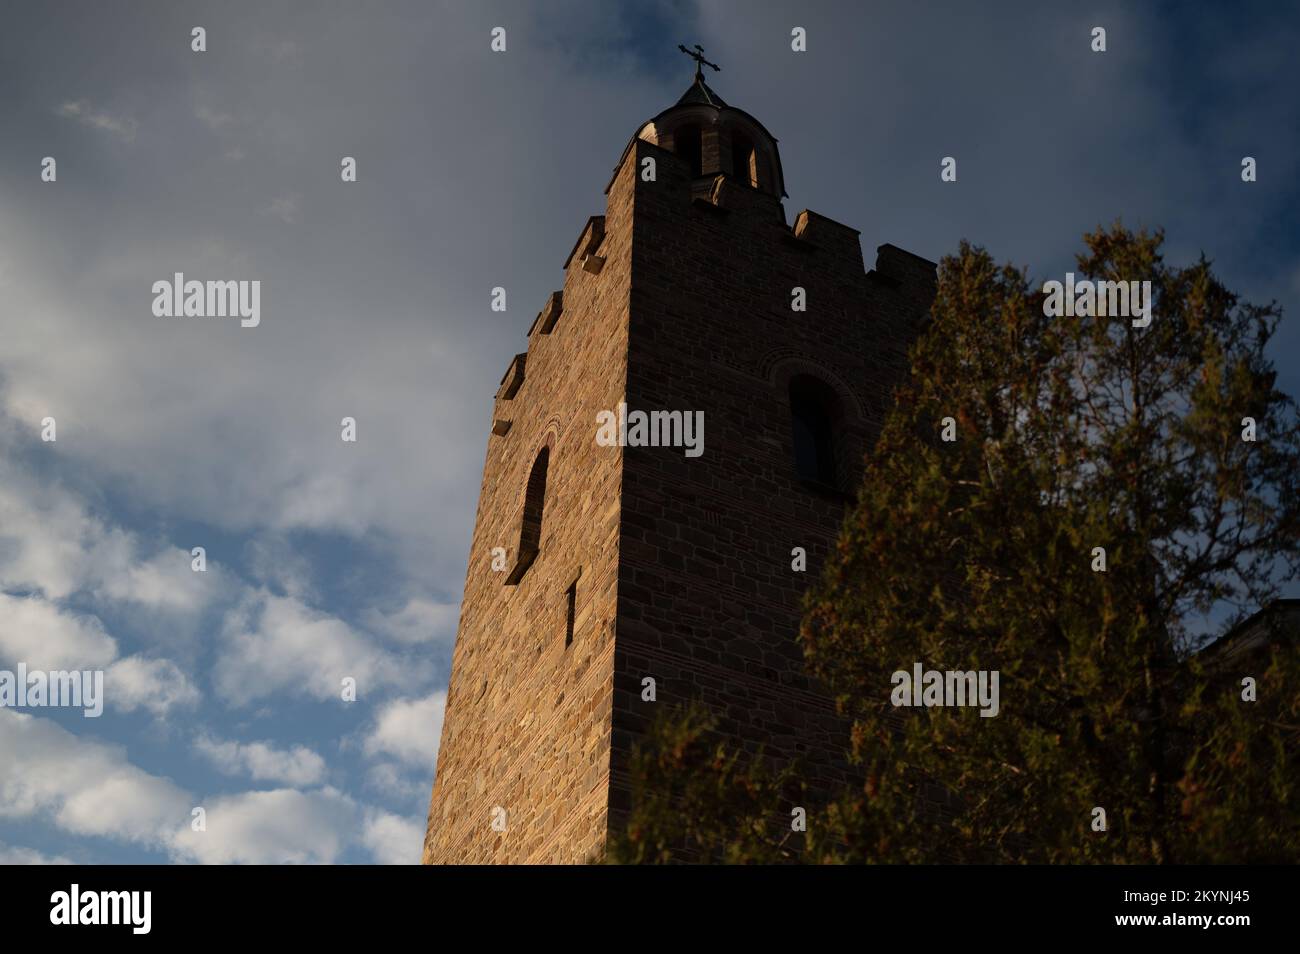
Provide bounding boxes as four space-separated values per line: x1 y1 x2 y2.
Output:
625 76 788 199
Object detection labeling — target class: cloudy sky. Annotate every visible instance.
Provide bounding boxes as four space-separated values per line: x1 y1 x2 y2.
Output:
0 1 1297 864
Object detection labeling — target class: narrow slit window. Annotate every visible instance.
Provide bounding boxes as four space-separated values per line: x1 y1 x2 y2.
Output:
564 580 576 648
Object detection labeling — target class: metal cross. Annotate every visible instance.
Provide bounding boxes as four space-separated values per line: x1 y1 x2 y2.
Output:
678 43 720 79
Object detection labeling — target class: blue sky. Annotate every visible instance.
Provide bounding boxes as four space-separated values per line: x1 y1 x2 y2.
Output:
0 1 1297 864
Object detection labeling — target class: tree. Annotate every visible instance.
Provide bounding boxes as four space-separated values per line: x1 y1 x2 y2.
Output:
611 226 1300 863
605 703 799 864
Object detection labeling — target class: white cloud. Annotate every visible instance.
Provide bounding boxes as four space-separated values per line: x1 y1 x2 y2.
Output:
0 709 190 847
214 592 430 706
243 533 317 601
55 99 137 141
105 656 201 716
0 841 74 864
362 597 460 645
0 450 226 612
362 809 424 865
362 691 445 769
0 2 548 602
0 710 380 864
195 733 326 787
0 593 118 670
0 594 198 716
363 761 425 801
94 546 215 614
171 787 356 864
0 462 117 601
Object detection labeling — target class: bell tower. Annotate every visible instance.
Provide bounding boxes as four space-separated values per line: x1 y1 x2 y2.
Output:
423 56 936 864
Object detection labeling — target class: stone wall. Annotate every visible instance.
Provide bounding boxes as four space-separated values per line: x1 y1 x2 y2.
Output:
609 137 935 839
424 132 936 863
421 139 639 865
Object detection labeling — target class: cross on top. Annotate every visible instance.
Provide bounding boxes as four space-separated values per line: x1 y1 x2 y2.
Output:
678 43 720 80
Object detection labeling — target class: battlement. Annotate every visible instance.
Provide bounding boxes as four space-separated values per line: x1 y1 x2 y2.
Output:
527 291 564 338
869 243 938 324
613 138 940 290
792 210 864 271
494 139 937 425
496 352 526 400
502 210 616 404
564 215 607 274
873 242 939 288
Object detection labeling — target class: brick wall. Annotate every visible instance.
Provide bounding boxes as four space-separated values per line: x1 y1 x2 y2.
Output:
609 137 935 839
421 138 639 865
424 128 935 864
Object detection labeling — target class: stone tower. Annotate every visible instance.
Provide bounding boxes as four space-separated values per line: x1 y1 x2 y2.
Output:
422 65 936 864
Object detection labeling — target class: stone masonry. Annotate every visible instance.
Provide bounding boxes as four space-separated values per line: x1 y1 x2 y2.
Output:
423 73 936 864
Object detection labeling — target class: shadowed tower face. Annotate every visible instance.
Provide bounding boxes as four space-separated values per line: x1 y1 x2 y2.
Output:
422 61 936 864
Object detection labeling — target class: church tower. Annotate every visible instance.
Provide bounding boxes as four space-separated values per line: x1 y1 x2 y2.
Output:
423 57 936 864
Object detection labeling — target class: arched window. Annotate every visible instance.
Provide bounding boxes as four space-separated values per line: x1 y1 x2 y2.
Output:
506 447 548 584
789 376 839 487
674 124 702 177
731 131 756 187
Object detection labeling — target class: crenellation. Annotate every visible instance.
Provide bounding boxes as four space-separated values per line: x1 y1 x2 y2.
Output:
563 215 607 272
496 352 527 401
527 290 565 338
873 242 940 307
792 209 865 270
